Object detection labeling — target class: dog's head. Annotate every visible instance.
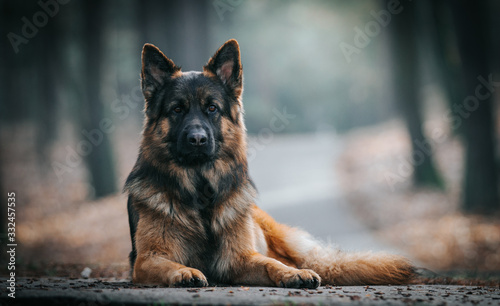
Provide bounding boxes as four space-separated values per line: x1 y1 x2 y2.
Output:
140 39 245 167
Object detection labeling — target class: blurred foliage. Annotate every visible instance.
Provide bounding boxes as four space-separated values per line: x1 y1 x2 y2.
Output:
0 0 398 135
214 0 396 134
1 0 499 274
0 0 498 206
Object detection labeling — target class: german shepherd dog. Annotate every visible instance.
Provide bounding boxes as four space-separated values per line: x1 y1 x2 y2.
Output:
125 39 414 288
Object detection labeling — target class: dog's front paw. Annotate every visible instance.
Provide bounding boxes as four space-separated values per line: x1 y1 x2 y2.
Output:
170 268 208 287
278 269 321 289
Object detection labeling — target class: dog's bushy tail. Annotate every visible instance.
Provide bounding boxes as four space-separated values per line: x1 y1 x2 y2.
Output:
288 230 414 286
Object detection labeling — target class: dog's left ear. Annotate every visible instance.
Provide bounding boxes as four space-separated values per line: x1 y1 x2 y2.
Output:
204 39 243 96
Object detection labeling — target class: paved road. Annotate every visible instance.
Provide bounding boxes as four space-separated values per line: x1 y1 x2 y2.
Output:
248 133 402 253
3 278 499 305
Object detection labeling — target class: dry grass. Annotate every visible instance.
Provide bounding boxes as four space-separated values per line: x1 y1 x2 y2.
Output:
0 123 138 277
336 120 500 272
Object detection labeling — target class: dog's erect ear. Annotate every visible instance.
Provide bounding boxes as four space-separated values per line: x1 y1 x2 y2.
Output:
141 43 180 103
204 39 243 96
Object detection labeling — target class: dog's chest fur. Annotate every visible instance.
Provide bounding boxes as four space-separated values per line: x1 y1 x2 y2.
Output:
135 179 254 282
187 204 232 281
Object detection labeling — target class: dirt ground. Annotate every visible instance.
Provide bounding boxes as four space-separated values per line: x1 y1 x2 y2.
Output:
2 278 500 305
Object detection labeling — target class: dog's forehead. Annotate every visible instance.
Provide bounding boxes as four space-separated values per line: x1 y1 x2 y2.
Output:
181 71 203 78
177 71 209 88
172 71 222 100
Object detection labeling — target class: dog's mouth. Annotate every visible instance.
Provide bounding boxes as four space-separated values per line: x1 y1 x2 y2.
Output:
177 148 215 166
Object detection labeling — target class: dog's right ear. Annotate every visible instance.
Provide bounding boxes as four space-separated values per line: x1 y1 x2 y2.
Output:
141 44 180 115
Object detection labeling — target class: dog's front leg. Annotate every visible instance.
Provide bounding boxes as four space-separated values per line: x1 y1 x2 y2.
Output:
232 253 321 288
133 253 208 287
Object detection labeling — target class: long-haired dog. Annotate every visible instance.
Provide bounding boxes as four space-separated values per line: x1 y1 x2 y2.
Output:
125 39 414 287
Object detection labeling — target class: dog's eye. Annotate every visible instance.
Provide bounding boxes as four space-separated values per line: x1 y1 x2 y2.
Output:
208 105 217 113
173 106 182 113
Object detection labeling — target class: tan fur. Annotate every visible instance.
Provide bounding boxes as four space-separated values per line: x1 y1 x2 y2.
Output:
253 206 413 285
131 197 412 286
127 39 414 288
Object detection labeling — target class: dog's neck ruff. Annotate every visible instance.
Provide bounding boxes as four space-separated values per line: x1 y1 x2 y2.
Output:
125 154 254 213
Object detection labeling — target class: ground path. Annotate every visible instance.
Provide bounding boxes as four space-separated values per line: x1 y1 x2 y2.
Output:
249 133 404 253
2 278 499 305
5 133 497 305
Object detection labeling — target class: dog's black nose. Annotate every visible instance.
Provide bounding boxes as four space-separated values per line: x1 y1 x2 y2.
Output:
188 129 208 146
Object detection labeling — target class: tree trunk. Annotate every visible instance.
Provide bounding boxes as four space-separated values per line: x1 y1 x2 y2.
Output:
390 1 444 188
138 0 210 70
35 18 60 169
429 0 466 135
81 0 118 198
1 1 25 123
451 0 499 213
0 150 5 240
166 0 210 70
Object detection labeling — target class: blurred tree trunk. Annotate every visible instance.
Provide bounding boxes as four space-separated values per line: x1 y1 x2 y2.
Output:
490 0 500 74
166 0 209 70
35 18 60 168
0 5 5 240
1 1 23 123
109 0 141 122
81 0 117 198
137 0 209 69
0 2 7 124
0 150 4 241
451 0 499 213
429 0 466 135
390 2 444 188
